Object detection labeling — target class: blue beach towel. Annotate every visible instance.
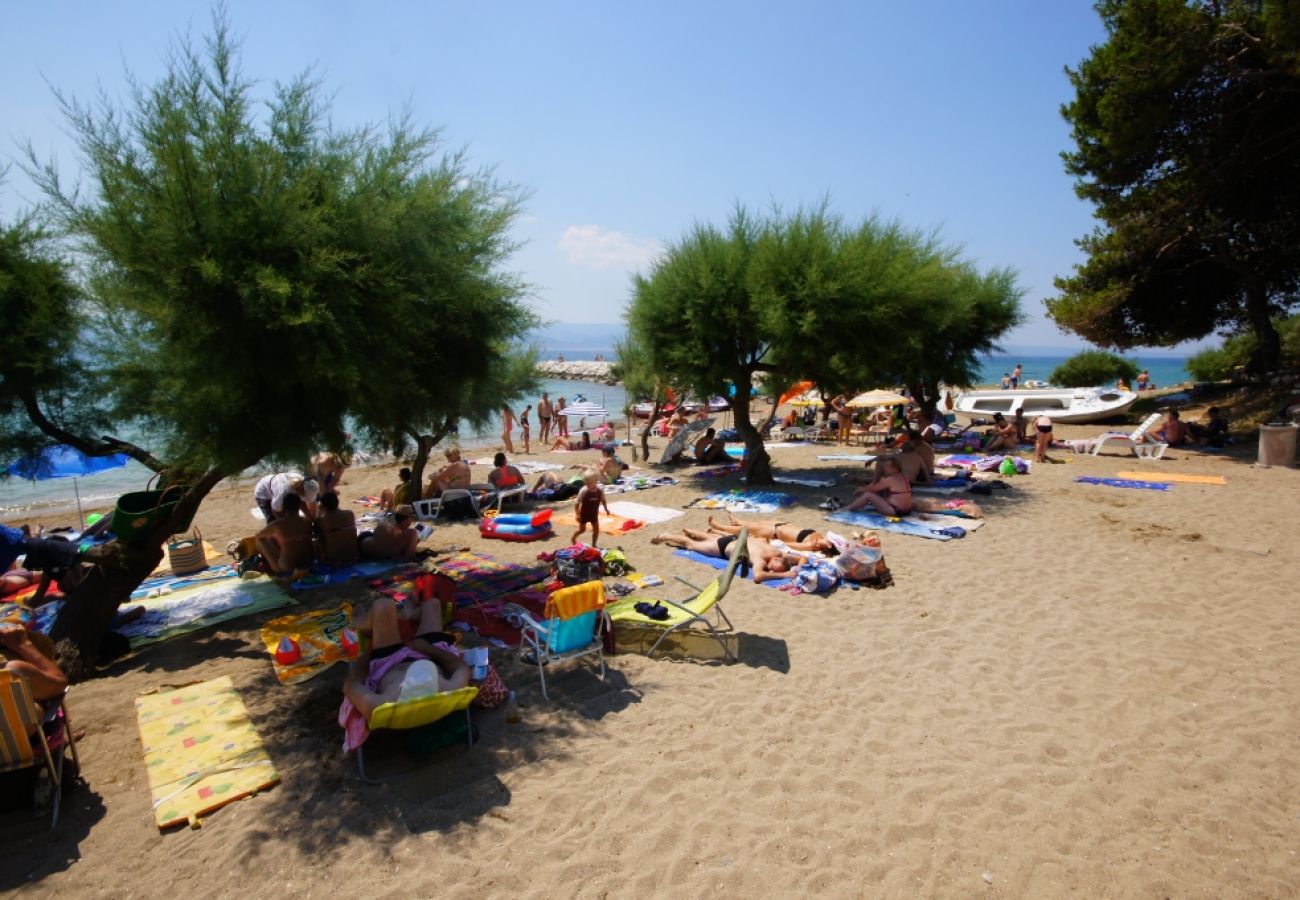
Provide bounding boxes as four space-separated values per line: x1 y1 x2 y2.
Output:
1074 476 1172 492
824 509 961 541
686 490 798 514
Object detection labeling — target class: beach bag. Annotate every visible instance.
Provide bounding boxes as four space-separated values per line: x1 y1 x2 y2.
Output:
471 664 509 709
791 559 839 594
834 544 885 582
111 478 194 544
166 529 207 576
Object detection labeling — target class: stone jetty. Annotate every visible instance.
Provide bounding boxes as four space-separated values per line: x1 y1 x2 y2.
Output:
536 360 619 384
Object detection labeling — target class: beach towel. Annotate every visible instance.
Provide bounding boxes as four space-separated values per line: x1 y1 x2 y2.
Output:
430 552 551 606
935 454 984 468
606 500 684 524
261 604 355 685
551 510 647 534
291 558 411 591
685 490 798 514
135 675 279 829
672 549 793 590
471 458 564 473
1074 476 1172 492
450 589 549 646
692 463 743 479
132 564 241 600
725 442 803 458
1116 471 1226 485
817 454 881 462
825 510 986 541
603 475 679 495
111 578 294 648
774 475 837 488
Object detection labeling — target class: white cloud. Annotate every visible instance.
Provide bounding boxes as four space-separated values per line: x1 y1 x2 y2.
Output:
559 225 662 271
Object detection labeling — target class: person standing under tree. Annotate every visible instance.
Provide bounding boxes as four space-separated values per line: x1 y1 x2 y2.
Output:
518 404 532 454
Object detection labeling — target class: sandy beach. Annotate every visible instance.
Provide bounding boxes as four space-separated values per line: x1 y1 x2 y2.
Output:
2 415 1298 898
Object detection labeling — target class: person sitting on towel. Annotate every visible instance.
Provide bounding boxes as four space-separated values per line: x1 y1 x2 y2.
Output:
1188 407 1228 447
694 427 729 464
359 505 420 562
596 447 628 484
314 491 360 567
255 492 315 576
343 592 469 720
843 456 913 516
650 530 801 583
549 431 592 452
380 467 413 511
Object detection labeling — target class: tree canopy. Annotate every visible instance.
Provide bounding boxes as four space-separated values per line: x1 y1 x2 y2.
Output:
1049 0 1300 371
1048 349 1140 388
624 204 1021 482
1186 315 1300 382
2 16 536 676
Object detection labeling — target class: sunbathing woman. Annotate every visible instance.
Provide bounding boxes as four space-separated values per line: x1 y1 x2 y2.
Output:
843 456 913 516
650 529 802 583
705 512 838 555
550 431 591 452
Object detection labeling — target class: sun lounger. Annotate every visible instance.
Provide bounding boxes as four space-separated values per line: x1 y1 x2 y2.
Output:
1068 412 1167 459
356 686 479 783
1 670 81 829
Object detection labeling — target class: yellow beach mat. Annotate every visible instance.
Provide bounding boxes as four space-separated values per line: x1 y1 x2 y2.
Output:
261 604 355 685
1117 471 1226 485
135 676 279 829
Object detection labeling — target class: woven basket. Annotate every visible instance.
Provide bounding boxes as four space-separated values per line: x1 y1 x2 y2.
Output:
166 529 207 576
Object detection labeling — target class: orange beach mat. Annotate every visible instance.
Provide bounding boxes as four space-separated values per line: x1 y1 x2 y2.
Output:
1117 471 1226 485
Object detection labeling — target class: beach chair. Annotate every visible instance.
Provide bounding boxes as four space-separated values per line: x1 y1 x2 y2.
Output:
510 580 607 701
0 670 81 828
1069 412 1167 459
605 526 748 663
355 685 479 784
412 488 482 523
781 425 807 441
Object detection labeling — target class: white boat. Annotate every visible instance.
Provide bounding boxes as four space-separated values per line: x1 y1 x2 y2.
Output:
953 386 1138 424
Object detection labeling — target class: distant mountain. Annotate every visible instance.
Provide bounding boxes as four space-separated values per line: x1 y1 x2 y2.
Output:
528 323 626 352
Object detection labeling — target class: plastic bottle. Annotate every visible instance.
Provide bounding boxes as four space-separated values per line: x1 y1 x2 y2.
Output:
504 690 521 724
339 627 359 658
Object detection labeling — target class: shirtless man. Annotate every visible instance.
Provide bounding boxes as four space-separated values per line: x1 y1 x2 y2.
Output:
650 529 802 583
2 622 67 706
255 492 314 576
1153 410 1191 447
314 492 359 567
537 393 554 444
694 427 728 464
428 447 471 497
359 505 420 562
343 593 470 721
906 430 936 478
983 413 1019 452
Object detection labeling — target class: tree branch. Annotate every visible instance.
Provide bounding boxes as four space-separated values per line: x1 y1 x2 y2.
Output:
20 390 167 472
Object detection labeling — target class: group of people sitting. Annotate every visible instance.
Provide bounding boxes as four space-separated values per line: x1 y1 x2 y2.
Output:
1150 407 1228 448
650 512 838 583
253 469 419 577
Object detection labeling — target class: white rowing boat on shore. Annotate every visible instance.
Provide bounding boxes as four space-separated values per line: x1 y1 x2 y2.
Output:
953 386 1138 424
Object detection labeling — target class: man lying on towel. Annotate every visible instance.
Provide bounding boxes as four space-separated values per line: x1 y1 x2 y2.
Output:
342 591 469 721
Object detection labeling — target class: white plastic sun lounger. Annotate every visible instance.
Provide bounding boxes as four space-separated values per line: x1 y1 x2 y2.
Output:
1069 412 1167 459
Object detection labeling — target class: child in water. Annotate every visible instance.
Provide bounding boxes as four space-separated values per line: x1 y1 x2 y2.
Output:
570 470 611 547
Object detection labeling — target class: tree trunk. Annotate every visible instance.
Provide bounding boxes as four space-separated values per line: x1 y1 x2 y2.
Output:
731 382 773 485
407 433 436 503
1243 278 1281 374
48 469 224 681
907 380 940 426
639 400 664 462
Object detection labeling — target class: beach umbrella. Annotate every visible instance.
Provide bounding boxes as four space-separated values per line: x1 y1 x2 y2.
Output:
846 389 910 408
6 445 130 528
785 390 824 408
779 381 815 405
659 417 714 465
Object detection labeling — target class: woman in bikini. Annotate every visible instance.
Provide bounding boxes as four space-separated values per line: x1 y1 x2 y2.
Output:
843 455 913 516
705 511 838 555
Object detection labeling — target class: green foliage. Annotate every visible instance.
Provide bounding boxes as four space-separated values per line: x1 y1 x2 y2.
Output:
14 14 534 480
1186 316 1300 381
625 203 1022 479
1051 0 1300 370
1048 350 1139 388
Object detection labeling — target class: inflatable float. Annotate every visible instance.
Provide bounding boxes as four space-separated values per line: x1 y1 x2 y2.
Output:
480 508 554 542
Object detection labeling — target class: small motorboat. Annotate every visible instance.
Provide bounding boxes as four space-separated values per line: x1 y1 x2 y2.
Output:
953 386 1137 424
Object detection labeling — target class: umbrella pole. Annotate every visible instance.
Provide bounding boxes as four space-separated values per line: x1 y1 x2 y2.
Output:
73 477 85 530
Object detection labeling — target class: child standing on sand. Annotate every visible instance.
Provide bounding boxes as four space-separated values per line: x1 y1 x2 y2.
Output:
571 470 611 547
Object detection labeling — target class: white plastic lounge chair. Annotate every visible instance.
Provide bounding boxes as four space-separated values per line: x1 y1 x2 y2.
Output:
781 426 807 441
1069 412 1167 459
412 488 481 523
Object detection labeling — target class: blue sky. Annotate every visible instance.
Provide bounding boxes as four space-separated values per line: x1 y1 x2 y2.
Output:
0 1 1204 353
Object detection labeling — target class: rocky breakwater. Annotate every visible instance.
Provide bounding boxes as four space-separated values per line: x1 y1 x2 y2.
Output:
536 360 619 385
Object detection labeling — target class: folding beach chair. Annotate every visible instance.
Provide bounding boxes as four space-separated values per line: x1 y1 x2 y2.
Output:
0 670 81 829
355 685 479 784
605 526 748 663
1069 412 1167 459
509 580 608 701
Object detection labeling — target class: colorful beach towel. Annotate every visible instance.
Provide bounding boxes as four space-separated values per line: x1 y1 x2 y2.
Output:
431 552 551 606
686 490 798 514
290 558 411 591
817 454 881 462
606 500 684 524
604 475 679 494
132 564 240 600
692 463 743 479
1074 476 1172 491
135 676 279 829
261 604 355 685
825 509 984 541
552 510 647 534
1116 471 1226 485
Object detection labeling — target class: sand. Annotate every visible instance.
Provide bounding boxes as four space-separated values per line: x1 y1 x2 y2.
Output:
2 418 1298 898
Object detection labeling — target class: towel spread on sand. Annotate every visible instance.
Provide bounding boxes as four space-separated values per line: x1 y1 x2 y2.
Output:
1116 471 1226 485
605 475 679 494
606 500 684 523
135 676 279 829
825 509 987 541
774 475 837 487
431 551 551 606
671 548 792 590
132 563 241 600
110 578 294 648
686 490 798 514
290 558 411 591
817 454 882 462
552 510 647 534
1074 476 1172 491
261 604 355 685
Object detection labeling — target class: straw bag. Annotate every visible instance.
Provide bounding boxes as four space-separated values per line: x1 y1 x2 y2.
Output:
166 529 207 576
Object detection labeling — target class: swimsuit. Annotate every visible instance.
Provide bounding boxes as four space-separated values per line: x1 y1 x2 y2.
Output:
795 528 816 543
1037 424 1053 434
578 487 604 524
716 534 737 558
